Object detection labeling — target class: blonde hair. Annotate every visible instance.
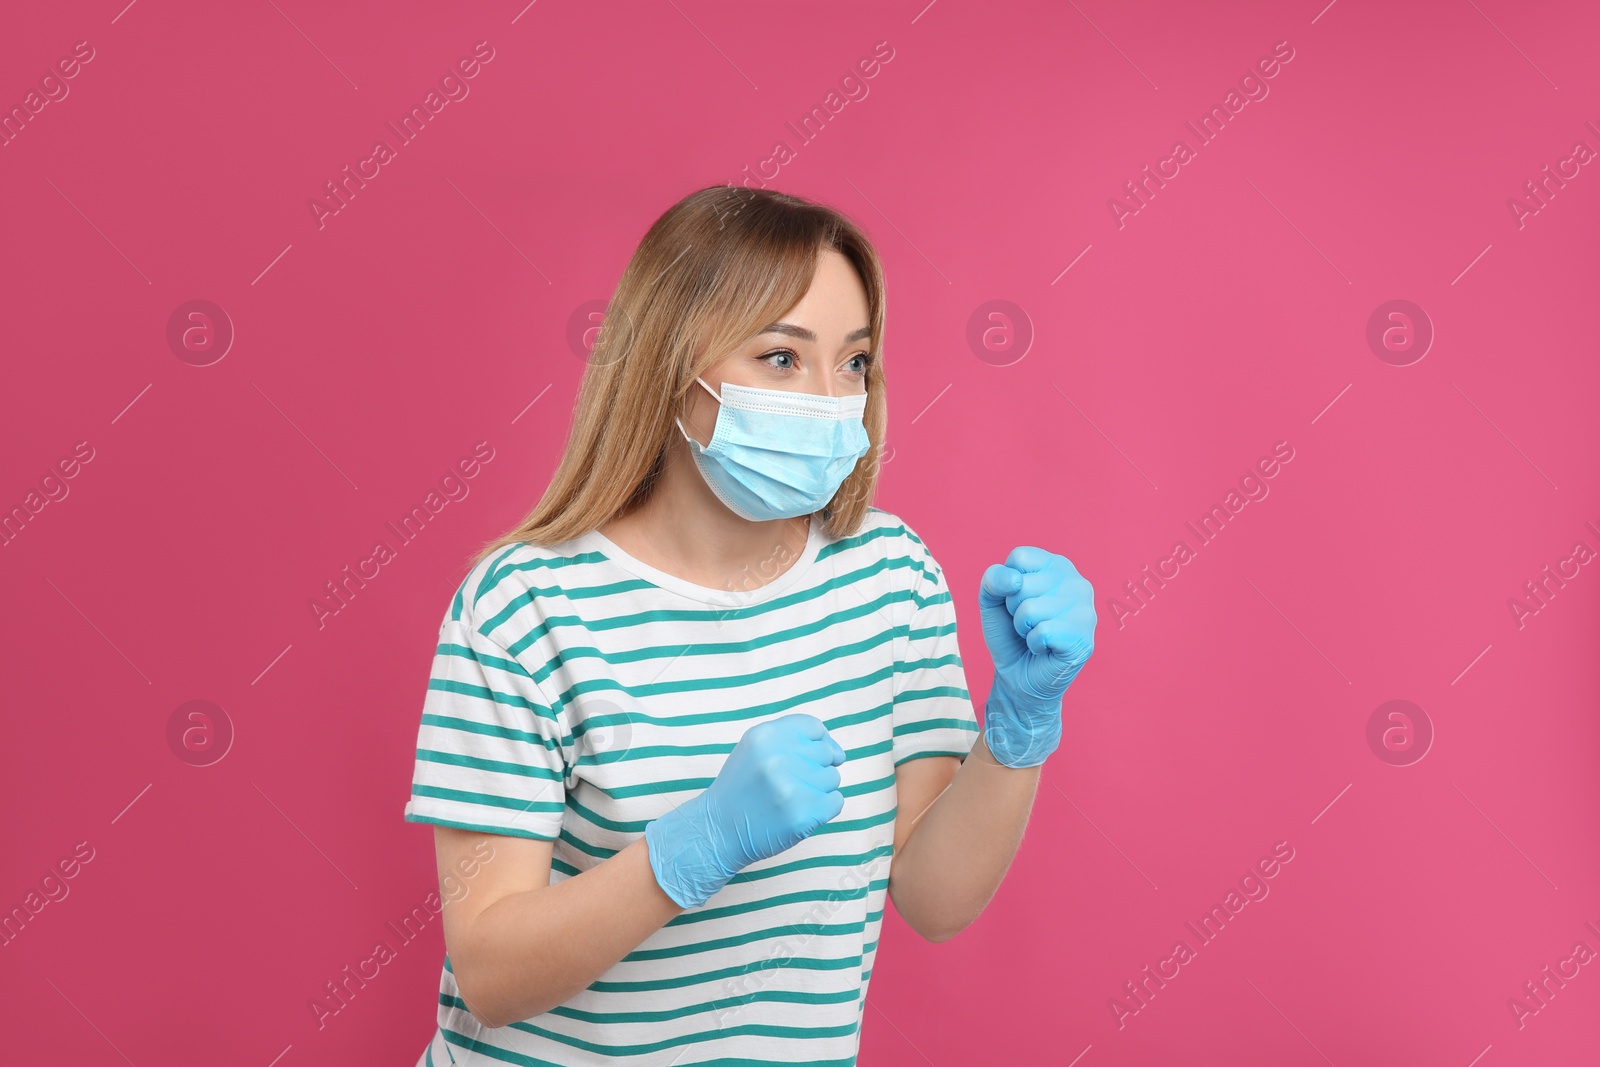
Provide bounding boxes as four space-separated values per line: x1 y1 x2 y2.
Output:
470 185 889 566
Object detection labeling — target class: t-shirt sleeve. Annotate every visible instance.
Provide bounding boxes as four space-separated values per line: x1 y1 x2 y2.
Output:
404 590 571 842
890 525 981 767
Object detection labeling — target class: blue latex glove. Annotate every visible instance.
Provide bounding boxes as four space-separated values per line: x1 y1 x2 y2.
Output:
645 712 847 909
978 546 1097 768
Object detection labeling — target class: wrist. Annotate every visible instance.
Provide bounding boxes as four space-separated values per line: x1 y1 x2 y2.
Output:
644 795 735 909
983 684 1062 769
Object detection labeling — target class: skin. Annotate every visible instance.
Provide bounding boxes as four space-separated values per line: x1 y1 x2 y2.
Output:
434 249 1044 1029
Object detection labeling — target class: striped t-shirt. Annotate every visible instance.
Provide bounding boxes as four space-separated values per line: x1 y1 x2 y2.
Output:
404 505 981 1066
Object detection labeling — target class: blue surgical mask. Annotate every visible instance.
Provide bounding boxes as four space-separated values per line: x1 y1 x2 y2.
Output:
674 376 871 522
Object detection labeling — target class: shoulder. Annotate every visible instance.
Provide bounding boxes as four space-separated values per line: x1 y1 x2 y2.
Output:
849 508 957 633
445 537 596 646
853 506 945 585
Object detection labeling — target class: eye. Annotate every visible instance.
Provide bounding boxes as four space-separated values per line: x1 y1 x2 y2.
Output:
759 349 796 370
846 352 874 374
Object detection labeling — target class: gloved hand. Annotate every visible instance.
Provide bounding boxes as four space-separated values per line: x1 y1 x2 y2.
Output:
978 546 1097 768
645 712 847 909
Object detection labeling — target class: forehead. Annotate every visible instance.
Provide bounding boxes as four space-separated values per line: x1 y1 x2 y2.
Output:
755 252 871 343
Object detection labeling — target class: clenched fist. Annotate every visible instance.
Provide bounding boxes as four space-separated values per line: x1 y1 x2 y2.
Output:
977 546 1096 768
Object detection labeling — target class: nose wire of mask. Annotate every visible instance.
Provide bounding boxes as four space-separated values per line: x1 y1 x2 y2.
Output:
700 376 867 417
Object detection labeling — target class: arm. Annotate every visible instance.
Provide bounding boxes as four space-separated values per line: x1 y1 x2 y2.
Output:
435 713 848 1029
435 826 682 1028
887 544 1096 942
886 739 1041 943
414 596 689 1026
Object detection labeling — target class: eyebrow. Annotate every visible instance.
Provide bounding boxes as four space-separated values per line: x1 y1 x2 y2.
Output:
758 321 872 344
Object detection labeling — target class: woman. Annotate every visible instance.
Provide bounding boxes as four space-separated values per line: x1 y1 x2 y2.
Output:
403 185 1097 1065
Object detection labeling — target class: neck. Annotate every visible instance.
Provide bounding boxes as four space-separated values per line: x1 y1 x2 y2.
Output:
601 439 812 591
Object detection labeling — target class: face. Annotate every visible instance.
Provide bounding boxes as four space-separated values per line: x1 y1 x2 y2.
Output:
681 249 873 443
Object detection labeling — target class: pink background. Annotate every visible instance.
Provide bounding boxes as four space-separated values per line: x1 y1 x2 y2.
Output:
3 0 1598 1063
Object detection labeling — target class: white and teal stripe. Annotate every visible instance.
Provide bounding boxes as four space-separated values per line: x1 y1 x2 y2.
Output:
405 505 979 1065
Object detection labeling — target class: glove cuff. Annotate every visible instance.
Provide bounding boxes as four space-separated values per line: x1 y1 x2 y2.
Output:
644 795 736 909
984 686 1062 769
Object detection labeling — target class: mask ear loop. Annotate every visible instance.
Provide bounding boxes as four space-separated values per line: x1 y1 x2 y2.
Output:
675 376 723 444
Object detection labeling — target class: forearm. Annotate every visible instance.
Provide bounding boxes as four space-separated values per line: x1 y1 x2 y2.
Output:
887 733 1042 942
456 837 683 1027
